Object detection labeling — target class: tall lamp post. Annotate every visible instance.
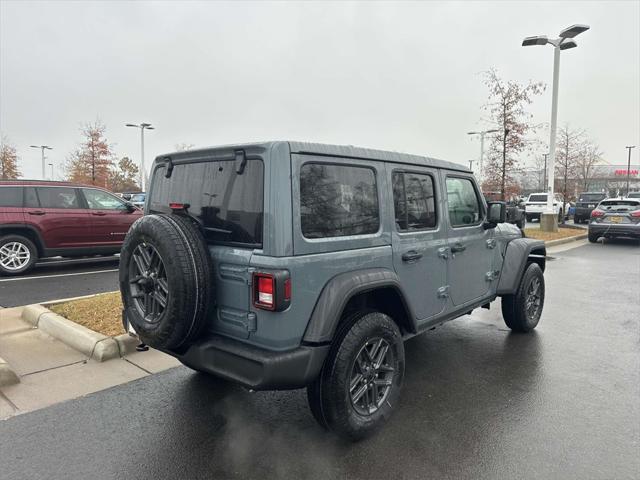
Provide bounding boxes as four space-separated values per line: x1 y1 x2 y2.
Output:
522 23 590 232
125 123 154 191
29 145 53 179
625 146 636 196
467 129 500 187
48 163 54 180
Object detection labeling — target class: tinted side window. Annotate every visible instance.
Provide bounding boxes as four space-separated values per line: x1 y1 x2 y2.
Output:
446 177 482 227
83 188 126 210
392 172 437 230
36 187 80 209
25 187 39 208
0 187 22 207
150 160 264 246
300 163 379 239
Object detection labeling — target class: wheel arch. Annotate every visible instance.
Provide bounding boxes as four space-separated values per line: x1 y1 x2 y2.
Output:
496 238 546 296
0 224 45 257
302 268 417 344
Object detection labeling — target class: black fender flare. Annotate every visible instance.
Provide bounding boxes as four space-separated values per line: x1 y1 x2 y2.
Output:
496 238 546 295
302 268 417 344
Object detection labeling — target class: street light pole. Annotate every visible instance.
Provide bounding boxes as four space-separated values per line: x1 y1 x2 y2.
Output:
626 145 636 196
522 23 589 231
48 162 54 180
468 159 475 172
467 129 500 186
29 145 53 179
543 153 548 190
125 123 155 191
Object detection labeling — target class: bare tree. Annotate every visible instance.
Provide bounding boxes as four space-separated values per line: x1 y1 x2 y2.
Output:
481 68 545 199
66 121 115 186
575 140 603 192
0 135 21 180
555 124 587 222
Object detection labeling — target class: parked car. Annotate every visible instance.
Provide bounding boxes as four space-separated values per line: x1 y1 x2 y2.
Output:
119 141 546 440
628 192 640 199
130 192 146 210
574 192 607 224
588 198 640 243
524 192 568 222
483 191 525 229
0 180 143 275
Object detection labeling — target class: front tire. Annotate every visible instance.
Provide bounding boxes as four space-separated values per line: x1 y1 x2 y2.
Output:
0 235 38 276
501 263 545 333
307 311 404 441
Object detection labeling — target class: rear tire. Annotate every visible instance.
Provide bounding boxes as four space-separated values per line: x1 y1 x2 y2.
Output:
501 263 545 333
588 231 599 243
306 311 404 441
0 235 38 276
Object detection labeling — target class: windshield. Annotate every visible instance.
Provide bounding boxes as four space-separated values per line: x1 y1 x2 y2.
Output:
598 200 640 212
528 194 547 202
149 159 264 246
579 193 605 202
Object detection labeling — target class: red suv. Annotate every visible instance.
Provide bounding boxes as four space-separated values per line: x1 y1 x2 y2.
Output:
0 180 143 275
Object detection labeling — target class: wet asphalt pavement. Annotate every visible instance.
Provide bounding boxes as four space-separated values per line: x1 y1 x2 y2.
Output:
1 240 639 479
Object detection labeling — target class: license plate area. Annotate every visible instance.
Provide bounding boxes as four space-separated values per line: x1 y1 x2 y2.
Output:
609 216 623 223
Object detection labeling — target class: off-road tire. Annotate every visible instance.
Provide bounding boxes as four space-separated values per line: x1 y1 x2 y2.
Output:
119 214 214 350
306 311 404 441
501 262 545 333
588 231 599 243
0 235 38 276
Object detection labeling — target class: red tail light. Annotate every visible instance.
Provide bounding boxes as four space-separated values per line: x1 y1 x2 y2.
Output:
591 209 604 217
255 274 275 310
631 210 640 218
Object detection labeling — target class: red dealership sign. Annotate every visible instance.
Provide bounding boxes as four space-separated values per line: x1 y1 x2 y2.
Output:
614 169 639 176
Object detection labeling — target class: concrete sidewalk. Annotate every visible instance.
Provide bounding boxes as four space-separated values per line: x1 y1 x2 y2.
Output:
0 307 179 420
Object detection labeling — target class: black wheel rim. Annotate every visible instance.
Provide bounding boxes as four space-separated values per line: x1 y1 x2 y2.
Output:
128 242 168 324
525 277 542 320
349 337 395 416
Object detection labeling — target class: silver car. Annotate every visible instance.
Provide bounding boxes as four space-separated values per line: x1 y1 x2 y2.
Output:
588 198 640 242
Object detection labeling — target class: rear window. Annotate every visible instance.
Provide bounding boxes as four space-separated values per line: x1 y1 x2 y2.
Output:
598 200 640 210
579 193 605 202
36 187 80 209
300 163 379 239
0 187 22 207
528 194 547 202
149 160 264 246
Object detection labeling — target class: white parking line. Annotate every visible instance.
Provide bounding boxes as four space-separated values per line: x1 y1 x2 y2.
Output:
0 269 119 283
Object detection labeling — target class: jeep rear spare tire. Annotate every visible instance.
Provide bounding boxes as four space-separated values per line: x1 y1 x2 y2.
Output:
119 214 213 350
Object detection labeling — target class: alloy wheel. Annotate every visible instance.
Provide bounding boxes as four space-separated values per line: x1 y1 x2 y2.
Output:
128 242 168 323
525 277 542 320
349 337 395 415
0 242 31 271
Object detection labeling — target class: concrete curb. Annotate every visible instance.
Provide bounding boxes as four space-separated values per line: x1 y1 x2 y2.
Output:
0 356 20 387
545 233 587 247
21 305 120 362
114 333 139 356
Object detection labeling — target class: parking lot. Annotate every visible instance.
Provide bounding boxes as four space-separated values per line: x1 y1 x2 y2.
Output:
1 239 638 480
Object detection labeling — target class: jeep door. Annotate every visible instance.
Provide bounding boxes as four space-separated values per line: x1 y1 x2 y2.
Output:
389 166 448 322
442 174 494 306
80 187 142 246
26 186 93 249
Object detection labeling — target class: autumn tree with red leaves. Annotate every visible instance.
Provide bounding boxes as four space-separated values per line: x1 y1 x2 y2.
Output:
0 135 21 180
66 121 115 186
481 68 545 199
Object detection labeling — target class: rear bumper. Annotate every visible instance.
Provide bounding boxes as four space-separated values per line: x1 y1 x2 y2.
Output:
589 224 640 238
171 335 329 391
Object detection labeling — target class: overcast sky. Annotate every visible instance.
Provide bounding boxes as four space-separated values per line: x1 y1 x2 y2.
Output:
1 0 639 181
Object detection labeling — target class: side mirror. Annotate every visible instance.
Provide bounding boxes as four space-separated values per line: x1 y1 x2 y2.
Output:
484 201 506 229
124 201 136 212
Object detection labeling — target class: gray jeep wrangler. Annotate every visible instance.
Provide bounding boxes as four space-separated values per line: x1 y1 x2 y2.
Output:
119 141 546 440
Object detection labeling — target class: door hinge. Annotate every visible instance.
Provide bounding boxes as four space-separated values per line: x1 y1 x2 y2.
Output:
437 247 450 259
437 285 450 298
486 239 497 249
485 270 500 282
247 312 257 332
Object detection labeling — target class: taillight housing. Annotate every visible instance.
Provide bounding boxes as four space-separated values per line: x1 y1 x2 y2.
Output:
631 210 640 218
591 209 604 218
253 271 291 311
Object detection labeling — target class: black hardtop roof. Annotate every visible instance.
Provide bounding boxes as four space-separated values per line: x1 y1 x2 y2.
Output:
157 141 470 173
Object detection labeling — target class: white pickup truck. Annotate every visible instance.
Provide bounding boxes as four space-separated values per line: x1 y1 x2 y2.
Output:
525 192 569 222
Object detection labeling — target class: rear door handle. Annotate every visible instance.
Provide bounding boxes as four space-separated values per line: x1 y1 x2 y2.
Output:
402 251 423 262
451 243 466 253
27 210 46 216
91 212 107 216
